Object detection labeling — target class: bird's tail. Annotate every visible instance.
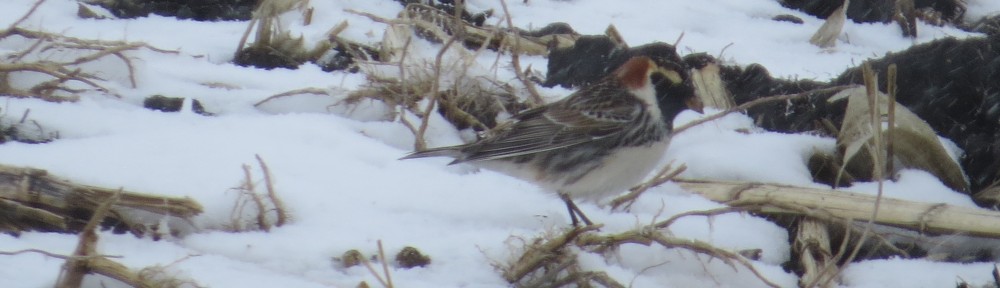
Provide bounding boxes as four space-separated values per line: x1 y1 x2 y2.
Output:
399 146 464 161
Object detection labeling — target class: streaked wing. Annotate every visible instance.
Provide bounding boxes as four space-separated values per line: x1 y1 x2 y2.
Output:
458 86 642 162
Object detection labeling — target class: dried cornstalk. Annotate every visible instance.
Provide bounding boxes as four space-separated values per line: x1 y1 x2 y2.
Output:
0 165 202 235
796 219 838 288
676 179 1000 238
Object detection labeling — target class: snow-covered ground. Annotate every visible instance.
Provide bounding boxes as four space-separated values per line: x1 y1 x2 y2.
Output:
1 0 999 287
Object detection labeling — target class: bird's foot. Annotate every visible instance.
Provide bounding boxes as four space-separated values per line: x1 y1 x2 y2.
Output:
560 193 594 227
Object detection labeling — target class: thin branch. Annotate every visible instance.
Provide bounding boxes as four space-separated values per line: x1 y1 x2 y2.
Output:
672 85 858 135
378 240 393 288
575 228 780 288
654 206 751 230
359 240 394 288
396 36 421 137
841 62 885 271
673 31 685 47
56 188 121 288
0 249 122 260
64 43 142 65
253 87 329 107
255 154 287 227
4 0 46 34
646 233 781 288
344 9 402 25
610 163 686 211
504 225 601 283
112 52 138 88
499 0 545 106
886 64 897 174
413 15 460 150
241 164 270 232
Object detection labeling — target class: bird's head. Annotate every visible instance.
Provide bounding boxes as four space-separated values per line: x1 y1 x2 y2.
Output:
616 56 702 124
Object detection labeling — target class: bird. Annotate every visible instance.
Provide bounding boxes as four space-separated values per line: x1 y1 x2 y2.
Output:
402 56 703 226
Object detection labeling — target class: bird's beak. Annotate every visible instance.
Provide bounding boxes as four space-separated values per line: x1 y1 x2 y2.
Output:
686 96 704 113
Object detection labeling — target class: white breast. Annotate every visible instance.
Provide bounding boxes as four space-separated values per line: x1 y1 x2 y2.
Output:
555 139 671 201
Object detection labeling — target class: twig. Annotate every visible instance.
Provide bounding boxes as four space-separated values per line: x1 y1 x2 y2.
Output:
3 63 105 91
521 256 576 287
413 13 460 150
9 36 46 62
56 188 121 288
993 264 999 288
504 225 601 283
228 185 252 231
241 164 270 232
653 206 751 230
378 240 393 288
344 9 402 25
112 52 138 88
0 249 121 260
255 154 287 227
718 42 734 60
499 0 544 106
253 87 330 107
575 228 780 288
3 0 46 34
672 85 858 135
18 109 31 123
588 271 627 288
2 28 175 101
645 232 781 288
550 270 626 288
576 230 652 252
360 240 394 288
886 64 897 174
396 36 421 137
610 163 686 211
840 62 885 272
235 17 258 55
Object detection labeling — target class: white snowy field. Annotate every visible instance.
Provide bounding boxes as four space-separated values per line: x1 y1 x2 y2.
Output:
1 0 999 287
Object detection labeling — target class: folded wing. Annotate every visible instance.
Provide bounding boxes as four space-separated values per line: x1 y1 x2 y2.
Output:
455 86 642 163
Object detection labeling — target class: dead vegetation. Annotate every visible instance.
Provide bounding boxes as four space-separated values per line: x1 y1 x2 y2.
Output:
0 164 202 236
40 189 201 288
499 215 782 288
0 107 59 144
253 1 1000 286
493 57 1000 287
1 1 999 287
256 0 578 150
0 155 282 286
233 0 317 70
0 3 212 278
226 154 289 232
0 0 178 102
809 0 848 48
672 61 1000 287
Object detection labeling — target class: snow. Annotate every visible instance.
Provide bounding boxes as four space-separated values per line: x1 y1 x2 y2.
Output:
842 259 997 288
0 0 998 287
966 0 1000 22
669 109 838 187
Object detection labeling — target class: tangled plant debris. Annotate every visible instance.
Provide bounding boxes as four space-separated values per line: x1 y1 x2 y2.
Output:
3 0 1000 287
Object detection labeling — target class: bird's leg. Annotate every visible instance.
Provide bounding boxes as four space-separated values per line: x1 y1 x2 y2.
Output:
559 193 593 226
